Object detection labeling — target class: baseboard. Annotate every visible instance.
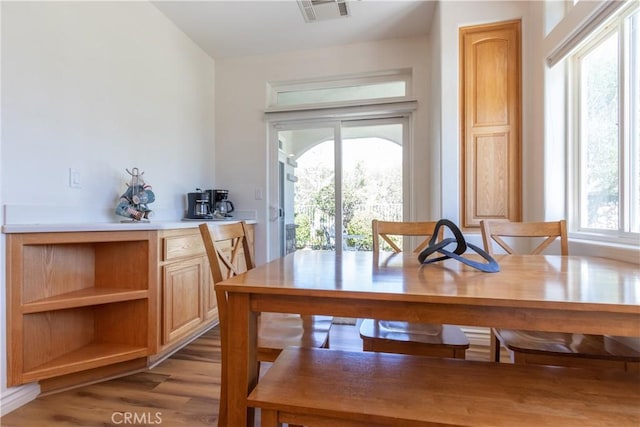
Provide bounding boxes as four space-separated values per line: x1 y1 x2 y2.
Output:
148 321 217 368
38 358 148 396
460 326 491 346
0 383 40 416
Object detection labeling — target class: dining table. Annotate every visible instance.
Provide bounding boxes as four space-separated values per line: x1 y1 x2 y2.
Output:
216 250 640 427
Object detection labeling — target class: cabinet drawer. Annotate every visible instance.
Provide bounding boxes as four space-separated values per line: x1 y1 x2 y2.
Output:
163 234 204 261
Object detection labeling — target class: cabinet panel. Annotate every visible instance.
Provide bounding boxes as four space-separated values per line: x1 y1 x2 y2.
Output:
473 132 509 217
23 308 95 372
163 234 205 261
22 244 94 302
162 258 204 344
474 40 509 126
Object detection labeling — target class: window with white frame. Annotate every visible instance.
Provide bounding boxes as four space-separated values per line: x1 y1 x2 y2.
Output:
571 2 639 241
267 69 412 109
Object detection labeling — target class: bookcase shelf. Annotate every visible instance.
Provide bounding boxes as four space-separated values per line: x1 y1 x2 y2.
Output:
22 288 149 313
21 342 149 383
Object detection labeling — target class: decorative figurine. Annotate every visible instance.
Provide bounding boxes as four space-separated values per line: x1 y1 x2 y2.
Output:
115 167 155 221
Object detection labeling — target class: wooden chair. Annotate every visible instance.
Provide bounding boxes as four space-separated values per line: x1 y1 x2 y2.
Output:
481 219 640 371
358 220 470 358
199 221 333 426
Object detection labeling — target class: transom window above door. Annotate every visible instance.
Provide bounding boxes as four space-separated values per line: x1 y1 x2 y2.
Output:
267 69 412 109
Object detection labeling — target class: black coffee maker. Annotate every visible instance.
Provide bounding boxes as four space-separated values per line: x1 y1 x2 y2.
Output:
185 189 213 219
211 189 234 217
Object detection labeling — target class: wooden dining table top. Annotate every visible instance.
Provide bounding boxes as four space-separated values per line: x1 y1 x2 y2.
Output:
217 250 640 426
218 251 640 327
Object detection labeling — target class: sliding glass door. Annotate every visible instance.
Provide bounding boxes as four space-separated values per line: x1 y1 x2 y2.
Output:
271 118 406 258
278 125 337 254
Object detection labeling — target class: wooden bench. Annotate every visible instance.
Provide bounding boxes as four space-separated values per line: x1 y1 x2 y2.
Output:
248 347 640 427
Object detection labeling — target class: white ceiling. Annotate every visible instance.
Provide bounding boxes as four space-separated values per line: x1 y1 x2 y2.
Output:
152 0 437 60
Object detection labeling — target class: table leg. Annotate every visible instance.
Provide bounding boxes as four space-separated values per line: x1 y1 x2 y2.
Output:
218 306 228 427
225 292 258 427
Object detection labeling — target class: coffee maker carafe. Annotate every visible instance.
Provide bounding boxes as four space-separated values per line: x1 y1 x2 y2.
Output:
212 189 234 218
186 189 212 219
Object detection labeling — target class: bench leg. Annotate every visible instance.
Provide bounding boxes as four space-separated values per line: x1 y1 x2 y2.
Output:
452 348 467 359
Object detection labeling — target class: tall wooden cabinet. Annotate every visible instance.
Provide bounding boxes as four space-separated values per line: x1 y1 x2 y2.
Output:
460 20 522 228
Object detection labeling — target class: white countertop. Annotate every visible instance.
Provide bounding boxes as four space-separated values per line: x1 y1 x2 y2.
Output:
2 219 257 234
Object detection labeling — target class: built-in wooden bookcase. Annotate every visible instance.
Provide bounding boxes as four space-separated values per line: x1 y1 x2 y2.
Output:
6 231 157 386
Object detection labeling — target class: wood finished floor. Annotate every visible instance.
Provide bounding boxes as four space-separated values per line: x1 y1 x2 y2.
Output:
1 323 501 427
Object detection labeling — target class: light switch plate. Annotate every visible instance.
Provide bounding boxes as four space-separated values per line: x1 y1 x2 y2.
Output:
69 168 81 189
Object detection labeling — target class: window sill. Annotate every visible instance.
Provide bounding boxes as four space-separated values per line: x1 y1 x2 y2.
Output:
568 235 640 264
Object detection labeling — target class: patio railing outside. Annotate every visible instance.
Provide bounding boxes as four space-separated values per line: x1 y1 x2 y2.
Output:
294 203 402 250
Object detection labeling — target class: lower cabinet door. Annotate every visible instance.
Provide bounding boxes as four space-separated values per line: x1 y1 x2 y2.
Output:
162 258 205 344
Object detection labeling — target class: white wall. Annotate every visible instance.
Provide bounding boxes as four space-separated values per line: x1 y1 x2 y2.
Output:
436 1 544 245
428 2 442 221
0 1 215 413
1 1 215 222
214 36 431 264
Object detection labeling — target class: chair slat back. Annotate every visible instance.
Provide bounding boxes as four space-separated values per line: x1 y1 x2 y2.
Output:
480 220 568 256
372 220 443 254
199 221 255 331
200 221 255 280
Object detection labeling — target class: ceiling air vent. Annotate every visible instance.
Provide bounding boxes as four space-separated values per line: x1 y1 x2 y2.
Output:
297 0 351 23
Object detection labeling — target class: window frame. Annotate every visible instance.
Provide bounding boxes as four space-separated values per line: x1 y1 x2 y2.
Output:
266 69 413 110
569 2 639 245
